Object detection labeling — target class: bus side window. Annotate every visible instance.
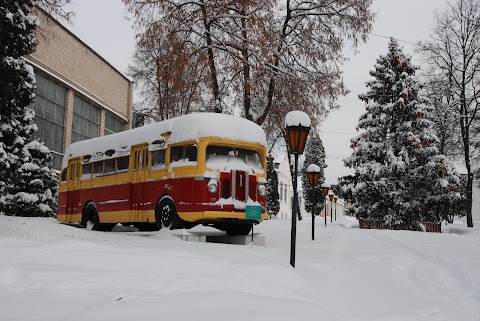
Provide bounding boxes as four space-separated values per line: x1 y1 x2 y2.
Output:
151 150 166 169
82 163 92 179
134 151 139 171
117 156 129 173
93 161 103 177
61 169 67 182
104 159 115 175
143 149 148 169
185 144 197 161
170 146 183 162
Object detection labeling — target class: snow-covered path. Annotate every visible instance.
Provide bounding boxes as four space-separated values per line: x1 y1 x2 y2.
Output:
0 216 479 321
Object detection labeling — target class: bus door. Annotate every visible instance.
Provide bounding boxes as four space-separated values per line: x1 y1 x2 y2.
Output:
67 158 81 221
132 145 148 222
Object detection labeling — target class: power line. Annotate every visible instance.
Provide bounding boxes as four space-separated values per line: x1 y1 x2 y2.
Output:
322 130 358 135
367 32 417 46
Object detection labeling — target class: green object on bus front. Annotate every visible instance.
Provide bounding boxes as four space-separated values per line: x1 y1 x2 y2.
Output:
246 205 262 220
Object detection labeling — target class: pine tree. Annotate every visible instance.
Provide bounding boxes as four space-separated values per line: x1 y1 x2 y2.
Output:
344 38 462 229
301 134 326 216
266 156 279 218
4 141 58 217
0 1 58 217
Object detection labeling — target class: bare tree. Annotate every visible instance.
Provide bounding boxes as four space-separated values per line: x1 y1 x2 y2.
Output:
123 0 233 113
129 28 208 120
38 0 73 21
124 1 374 127
423 74 461 156
418 0 480 227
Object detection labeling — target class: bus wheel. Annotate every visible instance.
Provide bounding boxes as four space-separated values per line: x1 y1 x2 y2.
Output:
156 198 176 229
83 202 113 232
226 224 252 236
83 202 101 231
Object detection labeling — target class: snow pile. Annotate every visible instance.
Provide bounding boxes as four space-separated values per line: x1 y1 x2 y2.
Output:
0 216 479 321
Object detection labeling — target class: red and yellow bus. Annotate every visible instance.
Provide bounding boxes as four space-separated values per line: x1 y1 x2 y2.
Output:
57 113 268 235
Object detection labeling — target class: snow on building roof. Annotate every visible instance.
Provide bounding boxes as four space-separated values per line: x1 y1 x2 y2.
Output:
62 113 267 169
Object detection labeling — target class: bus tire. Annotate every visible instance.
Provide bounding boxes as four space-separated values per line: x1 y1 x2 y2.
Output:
155 197 176 229
83 202 113 232
226 224 252 236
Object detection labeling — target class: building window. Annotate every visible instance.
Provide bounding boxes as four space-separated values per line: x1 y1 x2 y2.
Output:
279 182 283 201
32 73 66 169
104 112 125 135
72 95 99 143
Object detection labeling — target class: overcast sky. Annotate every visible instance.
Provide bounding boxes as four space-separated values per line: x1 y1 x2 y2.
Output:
62 0 451 184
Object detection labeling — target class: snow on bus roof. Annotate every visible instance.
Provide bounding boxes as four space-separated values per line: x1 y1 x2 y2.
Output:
62 113 267 169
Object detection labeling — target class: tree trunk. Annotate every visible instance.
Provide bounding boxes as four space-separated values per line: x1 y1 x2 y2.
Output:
201 4 221 113
256 0 291 126
241 9 252 121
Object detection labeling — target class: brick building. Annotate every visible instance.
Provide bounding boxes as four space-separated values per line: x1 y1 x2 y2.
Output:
25 8 134 169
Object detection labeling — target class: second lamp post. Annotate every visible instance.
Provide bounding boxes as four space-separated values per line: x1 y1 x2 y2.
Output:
307 164 321 241
321 186 330 226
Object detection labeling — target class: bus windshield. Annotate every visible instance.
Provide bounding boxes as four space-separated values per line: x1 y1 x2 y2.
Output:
206 145 263 173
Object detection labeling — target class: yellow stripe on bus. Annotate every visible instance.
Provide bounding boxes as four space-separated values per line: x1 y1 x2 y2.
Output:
58 210 268 224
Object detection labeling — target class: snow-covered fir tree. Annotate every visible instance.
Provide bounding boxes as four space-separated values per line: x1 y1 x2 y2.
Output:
301 134 326 215
266 156 279 218
344 38 462 229
4 141 58 217
0 0 59 217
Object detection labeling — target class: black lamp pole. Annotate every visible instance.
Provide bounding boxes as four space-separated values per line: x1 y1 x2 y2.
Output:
307 164 320 241
321 186 329 227
334 196 338 221
312 191 316 240
329 192 334 223
325 202 327 226
290 152 299 268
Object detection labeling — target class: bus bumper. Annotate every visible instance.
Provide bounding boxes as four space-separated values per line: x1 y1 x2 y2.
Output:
179 211 269 223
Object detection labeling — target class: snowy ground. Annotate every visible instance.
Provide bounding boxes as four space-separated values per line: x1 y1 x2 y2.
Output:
1 215 479 321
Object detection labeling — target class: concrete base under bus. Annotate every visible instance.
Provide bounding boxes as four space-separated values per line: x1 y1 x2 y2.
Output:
174 230 265 246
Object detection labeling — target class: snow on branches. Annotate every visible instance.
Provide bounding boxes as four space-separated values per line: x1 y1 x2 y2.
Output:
344 38 462 229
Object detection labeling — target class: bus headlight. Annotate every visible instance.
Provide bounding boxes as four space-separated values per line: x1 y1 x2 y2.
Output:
258 184 266 197
208 179 218 194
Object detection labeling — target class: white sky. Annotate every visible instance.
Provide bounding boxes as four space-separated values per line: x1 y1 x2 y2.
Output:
62 0 451 184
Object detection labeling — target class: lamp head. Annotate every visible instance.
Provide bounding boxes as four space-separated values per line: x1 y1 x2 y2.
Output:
307 164 321 186
321 186 330 196
328 189 334 201
285 111 311 155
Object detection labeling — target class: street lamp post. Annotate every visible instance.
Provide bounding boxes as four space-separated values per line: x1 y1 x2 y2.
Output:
328 190 334 223
334 196 338 221
321 186 330 227
285 111 311 268
307 164 321 241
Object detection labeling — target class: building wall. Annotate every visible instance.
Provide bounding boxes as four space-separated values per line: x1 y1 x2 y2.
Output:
275 155 293 219
273 154 308 219
25 8 133 169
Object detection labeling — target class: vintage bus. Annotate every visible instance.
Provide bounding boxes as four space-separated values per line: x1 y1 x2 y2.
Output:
57 113 268 235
